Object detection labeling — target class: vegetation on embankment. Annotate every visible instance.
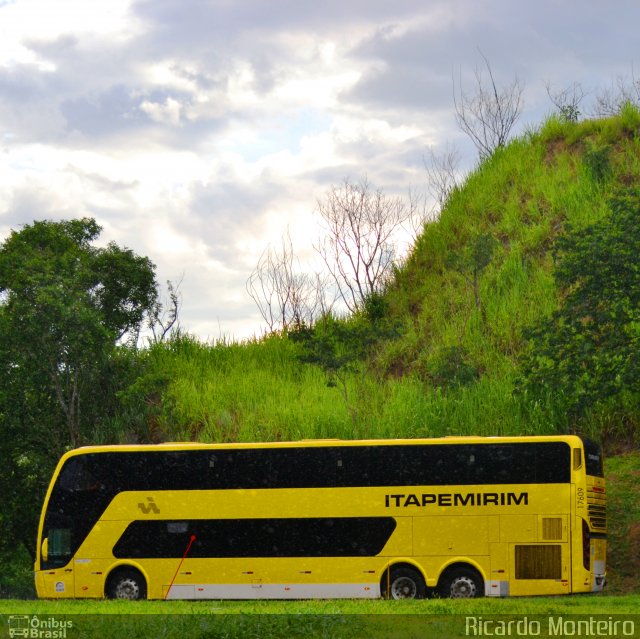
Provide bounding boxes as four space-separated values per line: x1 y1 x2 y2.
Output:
604 452 640 593
113 107 640 595
117 106 640 446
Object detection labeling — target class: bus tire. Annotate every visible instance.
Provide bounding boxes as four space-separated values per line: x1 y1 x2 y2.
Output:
381 566 426 600
106 567 147 600
438 566 483 598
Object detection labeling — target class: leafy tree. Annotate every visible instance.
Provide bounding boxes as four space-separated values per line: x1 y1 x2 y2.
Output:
520 190 640 421
0 218 157 447
0 218 158 573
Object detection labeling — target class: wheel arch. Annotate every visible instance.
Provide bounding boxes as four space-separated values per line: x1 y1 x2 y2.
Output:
437 560 486 583
104 562 150 599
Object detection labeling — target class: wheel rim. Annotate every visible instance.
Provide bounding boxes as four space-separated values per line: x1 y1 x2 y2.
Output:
450 575 477 598
115 577 140 600
391 576 417 599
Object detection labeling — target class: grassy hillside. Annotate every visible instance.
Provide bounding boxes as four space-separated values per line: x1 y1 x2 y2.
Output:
125 106 640 446
383 103 640 442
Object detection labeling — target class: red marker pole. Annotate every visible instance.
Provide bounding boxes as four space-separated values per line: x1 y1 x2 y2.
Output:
164 534 197 600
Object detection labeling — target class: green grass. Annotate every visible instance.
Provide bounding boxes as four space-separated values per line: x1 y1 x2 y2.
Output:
2 594 640 614
2 596 639 639
120 109 640 446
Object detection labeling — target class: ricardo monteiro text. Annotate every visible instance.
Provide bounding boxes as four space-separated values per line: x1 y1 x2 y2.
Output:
465 615 635 636
385 492 529 508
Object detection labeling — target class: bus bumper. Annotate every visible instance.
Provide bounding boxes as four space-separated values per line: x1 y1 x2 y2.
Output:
592 560 606 592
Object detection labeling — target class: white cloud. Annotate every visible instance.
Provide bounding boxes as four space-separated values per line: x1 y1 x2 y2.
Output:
139 96 184 125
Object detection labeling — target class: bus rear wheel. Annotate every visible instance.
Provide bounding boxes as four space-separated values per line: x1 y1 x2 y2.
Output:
382 566 426 600
438 566 483 598
106 567 147 600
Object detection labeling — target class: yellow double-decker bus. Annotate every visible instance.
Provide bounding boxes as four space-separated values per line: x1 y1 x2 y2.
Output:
34 435 606 600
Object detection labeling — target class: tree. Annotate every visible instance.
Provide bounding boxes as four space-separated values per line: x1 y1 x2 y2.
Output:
148 278 182 344
315 178 411 314
520 190 640 419
405 187 432 244
424 142 461 211
592 72 640 117
453 52 524 159
0 218 158 448
247 230 332 332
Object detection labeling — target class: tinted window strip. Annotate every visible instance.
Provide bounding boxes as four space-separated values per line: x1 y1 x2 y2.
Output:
112 517 397 559
88 442 571 491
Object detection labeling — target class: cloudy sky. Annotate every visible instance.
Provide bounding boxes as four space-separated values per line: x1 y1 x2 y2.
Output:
1 0 638 340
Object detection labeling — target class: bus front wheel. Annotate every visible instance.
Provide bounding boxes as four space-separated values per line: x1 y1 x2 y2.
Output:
381 566 426 600
106 567 147 600
438 566 483 598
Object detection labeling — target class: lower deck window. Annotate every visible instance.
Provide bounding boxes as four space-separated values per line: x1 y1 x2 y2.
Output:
113 517 397 559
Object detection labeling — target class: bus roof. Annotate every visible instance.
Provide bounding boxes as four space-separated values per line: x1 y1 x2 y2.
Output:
61 434 587 458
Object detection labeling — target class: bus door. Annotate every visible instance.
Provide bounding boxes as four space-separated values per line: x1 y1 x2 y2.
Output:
38 527 75 598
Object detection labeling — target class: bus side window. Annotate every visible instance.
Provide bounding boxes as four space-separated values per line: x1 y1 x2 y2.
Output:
59 457 102 492
492 446 514 483
465 446 487 484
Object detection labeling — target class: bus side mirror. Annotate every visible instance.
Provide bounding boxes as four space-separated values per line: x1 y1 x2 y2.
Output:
41 537 48 563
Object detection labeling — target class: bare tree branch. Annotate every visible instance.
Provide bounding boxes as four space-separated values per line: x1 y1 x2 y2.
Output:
545 80 587 122
147 278 182 344
403 187 433 244
315 177 411 313
591 70 640 117
247 230 333 332
453 51 524 159
424 142 461 210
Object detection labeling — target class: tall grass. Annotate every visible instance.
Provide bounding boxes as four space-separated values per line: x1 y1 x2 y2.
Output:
124 335 561 443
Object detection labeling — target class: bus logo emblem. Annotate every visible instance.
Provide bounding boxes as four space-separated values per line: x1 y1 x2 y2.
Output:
8 615 30 638
138 497 160 514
